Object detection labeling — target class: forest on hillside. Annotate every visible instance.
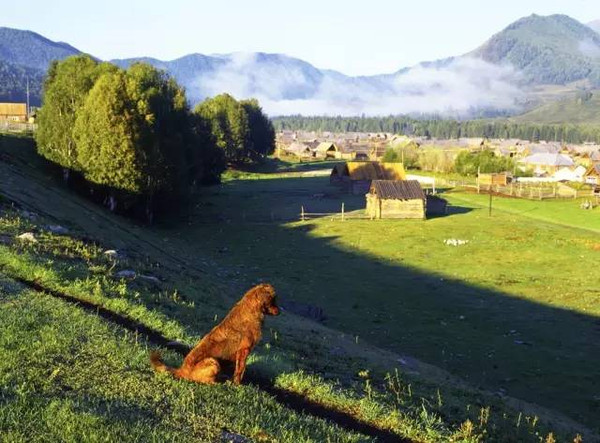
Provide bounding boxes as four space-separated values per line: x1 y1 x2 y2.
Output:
273 115 600 144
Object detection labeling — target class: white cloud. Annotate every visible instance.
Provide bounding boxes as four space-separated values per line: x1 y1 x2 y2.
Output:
578 38 600 58
188 54 524 117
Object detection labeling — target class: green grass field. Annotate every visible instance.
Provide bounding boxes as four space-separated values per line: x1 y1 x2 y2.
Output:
0 135 597 441
447 190 600 232
180 173 600 427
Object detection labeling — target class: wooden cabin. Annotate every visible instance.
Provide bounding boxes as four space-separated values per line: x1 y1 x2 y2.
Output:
284 142 314 159
0 103 27 122
584 164 600 185
314 142 339 159
366 180 425 219
330 161 406 195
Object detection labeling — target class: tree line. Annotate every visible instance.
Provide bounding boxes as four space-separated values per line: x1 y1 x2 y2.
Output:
273 116 600 144
35 55 274 221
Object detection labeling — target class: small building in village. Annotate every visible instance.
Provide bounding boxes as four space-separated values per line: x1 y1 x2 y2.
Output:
518 153 574 176
553 165 587 182
366 180 426 219
330 161 406 194
314 142 340 159
583 164 600 185
0 103 27 122
283 142 314 159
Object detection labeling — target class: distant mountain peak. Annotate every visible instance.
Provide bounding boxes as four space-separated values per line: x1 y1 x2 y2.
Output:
2 15 600 117
471 14 600 85
0 26 81 71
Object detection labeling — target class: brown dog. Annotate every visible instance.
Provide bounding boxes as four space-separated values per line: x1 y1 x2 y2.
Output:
150 283 279 384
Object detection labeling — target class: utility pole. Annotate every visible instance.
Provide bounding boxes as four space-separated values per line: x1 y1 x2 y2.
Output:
26 77 30 119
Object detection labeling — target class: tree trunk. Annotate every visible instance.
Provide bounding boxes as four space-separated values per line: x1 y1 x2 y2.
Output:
145 195 154 225
108 195 117 212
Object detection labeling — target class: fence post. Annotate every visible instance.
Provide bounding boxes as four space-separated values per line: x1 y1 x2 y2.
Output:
301 205 305 221
341 202 345 221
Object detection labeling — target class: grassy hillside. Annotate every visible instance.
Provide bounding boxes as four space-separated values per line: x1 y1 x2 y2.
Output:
512 90 600 124
0 134 597 441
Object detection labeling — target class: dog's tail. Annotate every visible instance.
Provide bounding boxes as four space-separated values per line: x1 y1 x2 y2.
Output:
150 351 180 377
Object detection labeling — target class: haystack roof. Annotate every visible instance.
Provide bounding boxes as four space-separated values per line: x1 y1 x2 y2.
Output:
369 180 425 200
345 162 406 180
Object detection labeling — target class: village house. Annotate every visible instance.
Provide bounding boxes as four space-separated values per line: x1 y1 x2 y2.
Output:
0 103 27 122
283 142 314 159
583 164 600 185
553 165 587 182
517 143 562 157
366 180 426 219
314 142 339 159
518 153 574 176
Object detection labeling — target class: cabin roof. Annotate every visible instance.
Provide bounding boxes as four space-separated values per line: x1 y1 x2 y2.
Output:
584 164 600 177
285 142 312 153
369 180 425 200
315 142 338 153
520 153 574 166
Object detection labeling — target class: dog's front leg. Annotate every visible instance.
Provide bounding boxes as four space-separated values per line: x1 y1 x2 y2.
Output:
233 348 250 385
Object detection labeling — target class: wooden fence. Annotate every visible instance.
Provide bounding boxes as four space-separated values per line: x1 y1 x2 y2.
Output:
300 203 370 221
473 183 595 200
0 121 36 132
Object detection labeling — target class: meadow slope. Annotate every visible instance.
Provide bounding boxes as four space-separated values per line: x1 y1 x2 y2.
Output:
0 135 597 442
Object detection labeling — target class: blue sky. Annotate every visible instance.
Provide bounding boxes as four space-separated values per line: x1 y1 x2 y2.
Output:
4 0 598 75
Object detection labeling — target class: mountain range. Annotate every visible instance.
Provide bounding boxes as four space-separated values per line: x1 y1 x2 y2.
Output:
1 14 599 118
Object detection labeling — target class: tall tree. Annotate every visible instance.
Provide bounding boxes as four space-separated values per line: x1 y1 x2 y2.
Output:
35 55 116 179
74 63 191 220
240 98 275 159
195 93 249 163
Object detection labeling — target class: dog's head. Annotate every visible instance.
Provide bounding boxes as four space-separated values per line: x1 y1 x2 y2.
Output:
246 283 280 316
